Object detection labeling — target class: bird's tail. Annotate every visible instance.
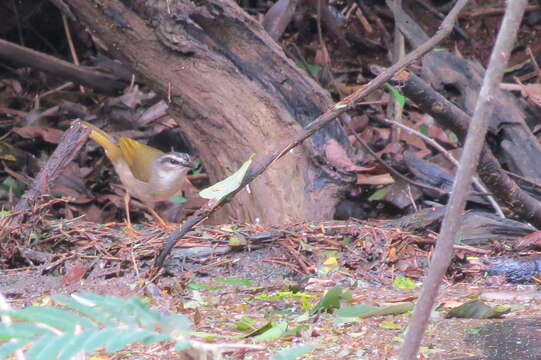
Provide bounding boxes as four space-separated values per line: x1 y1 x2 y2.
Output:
79 121 120 160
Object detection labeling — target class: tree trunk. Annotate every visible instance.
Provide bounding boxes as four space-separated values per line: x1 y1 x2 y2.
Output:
60 0 350 224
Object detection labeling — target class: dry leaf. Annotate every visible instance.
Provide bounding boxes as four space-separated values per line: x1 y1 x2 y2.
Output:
324 139 370 172
13 126 64 144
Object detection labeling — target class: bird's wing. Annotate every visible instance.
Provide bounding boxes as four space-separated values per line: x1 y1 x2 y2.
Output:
117 137 164 182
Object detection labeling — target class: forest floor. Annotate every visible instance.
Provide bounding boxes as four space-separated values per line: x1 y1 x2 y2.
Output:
2 218 541 359
1 0 541 359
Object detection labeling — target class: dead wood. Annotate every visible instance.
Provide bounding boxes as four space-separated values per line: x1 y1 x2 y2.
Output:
0 38 125 94
385 69 541 228
389 1 541 179
56 0 351 224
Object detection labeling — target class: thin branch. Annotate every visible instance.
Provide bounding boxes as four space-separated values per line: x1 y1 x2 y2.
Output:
399 1 528 359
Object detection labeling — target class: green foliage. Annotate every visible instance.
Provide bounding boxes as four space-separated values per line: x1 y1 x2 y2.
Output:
0 293 191 359
254 291 315 301
336 302 413 319
253 321 288 341
1 176 23 197
368 186 390 201
273 344 314 360
169 194 187 203
295 62 322 77
392 275 418 290
419 124 429 137
446 300 510 319
335 304 379 318
310 286 351 314
385 83 406 108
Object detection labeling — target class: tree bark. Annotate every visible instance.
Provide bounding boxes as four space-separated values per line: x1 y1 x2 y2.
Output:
59 0 350 224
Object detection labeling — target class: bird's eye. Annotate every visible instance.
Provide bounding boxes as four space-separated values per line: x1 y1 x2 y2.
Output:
169 158 180 165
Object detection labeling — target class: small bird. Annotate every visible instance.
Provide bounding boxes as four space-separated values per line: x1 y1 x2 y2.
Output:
80 121 194 228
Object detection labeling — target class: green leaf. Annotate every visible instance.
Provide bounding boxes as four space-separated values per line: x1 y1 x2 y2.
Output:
392 276 417 290
234 317 256 332
446 300 510 319
57 331 99 360
379 321 402 330
0 338 30 359
26 334 68 360
52 294 115 327
385 83 405 108
284 324 309 336
81 328 119 353
169 194 187 203
336 304 379 318
0 322 54 339
447 130 459 144
245 322 273 338
1 176 23 197
419 124 429 137
273 344 314 360
368 186 390 201
295 62 322 77
253 321 288 341
311 286 347 314
5 306 94 332
0 210 11 217
199 155 253 203
358 303 414 318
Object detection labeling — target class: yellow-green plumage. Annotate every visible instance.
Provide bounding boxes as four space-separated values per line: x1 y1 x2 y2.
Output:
81 121 164 183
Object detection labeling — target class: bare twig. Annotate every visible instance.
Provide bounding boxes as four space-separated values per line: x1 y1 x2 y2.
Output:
399 2 528 359
62 15 85 93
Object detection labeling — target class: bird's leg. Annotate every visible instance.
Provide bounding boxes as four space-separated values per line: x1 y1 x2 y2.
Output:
142 204 177 230
123 192 138 235
145 206 169 228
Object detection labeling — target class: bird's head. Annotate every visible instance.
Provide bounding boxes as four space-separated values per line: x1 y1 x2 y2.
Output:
155 152 195 177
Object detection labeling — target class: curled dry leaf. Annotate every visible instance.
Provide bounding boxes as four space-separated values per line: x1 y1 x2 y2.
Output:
13 126 65 144
324 138 373 172
262 0 300 41
521 83 541 107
